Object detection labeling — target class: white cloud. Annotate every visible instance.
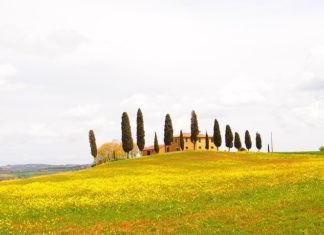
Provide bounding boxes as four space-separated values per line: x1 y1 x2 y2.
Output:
0 63 28 92
219 78 271 106
300 77 324 91
28 123 59 139
0 27 87 58
0 81 27 92
0 64 17 77
45 30 88 56
0 0 324 164
292 101 324 125
310 45 324 56
121 93 149 109
300 45 324 92
61 104 102 119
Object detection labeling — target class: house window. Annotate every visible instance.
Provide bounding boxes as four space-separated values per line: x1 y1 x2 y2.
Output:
186 146 188 149
211 146 214 149
175 138 177 143
198 138 201 143
199 146 201 149
185 138 188 142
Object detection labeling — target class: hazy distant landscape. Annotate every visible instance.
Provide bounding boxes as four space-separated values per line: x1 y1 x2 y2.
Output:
0 164 89 181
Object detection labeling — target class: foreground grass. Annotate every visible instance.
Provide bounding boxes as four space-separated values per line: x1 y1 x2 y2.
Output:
0 151 323 234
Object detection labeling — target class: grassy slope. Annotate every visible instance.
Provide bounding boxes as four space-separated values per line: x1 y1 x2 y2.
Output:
0 151 323 234
278 151 324 155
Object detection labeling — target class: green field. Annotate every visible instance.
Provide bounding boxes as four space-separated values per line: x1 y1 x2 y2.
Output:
0 151 323 234
12 170 59 178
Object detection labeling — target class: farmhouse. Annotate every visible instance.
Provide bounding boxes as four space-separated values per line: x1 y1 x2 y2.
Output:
169 133 217 151
143 133 217 156
142 145 165 156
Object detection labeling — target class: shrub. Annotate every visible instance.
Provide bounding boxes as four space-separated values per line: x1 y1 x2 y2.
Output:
319 146 324 152
239 147 247 152
94 154 106 166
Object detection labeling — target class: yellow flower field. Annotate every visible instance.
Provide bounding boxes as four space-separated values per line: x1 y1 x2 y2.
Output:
0 151 323 234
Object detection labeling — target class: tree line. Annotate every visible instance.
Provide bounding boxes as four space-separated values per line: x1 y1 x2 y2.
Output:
89 109 263 160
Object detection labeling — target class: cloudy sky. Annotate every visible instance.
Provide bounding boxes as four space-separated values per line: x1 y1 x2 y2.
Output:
0 0 323 165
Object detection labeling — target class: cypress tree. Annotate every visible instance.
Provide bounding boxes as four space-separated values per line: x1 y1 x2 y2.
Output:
154 132 159 154
89 130 97 158
121 112 133 158
245 130 252 151
213 119 222 151
256 132 262 151
190 110 200 149
180 130 184 151
234 132 242 150
164 114 173 151
225 125 234 151
268 144 270 153
205 132 209 150
136 108 145 154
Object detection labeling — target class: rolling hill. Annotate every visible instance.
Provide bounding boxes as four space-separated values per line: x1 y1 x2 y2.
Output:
0 151 323 234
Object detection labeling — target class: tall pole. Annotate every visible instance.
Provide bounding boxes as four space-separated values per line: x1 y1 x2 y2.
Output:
271 132 274 153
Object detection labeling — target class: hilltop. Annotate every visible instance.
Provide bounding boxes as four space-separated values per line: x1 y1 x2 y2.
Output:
0 151 323 234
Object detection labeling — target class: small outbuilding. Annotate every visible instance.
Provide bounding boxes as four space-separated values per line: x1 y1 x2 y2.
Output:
142 145 165 156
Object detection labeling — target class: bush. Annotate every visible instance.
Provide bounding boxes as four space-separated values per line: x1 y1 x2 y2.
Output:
319 146 324 152
93 154 106 166
239 147 247 152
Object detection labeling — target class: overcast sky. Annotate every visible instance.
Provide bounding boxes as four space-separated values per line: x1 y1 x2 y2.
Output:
0 0 323 165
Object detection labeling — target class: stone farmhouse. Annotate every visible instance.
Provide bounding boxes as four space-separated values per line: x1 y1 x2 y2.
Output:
143 133 217 156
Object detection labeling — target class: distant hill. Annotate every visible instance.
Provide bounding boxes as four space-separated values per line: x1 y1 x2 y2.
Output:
0 164 89 172
0 164 90 180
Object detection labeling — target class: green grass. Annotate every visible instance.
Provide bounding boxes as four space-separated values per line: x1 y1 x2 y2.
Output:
277 151 324 155
0 151 323 234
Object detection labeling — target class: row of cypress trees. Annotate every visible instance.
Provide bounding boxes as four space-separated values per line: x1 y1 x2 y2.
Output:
159 111 262 152
226 126 262 151
89 109 263 159
121 109 263 156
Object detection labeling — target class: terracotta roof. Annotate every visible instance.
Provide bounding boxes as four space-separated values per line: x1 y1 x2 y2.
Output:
143 145 165 151
174 133 211 138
